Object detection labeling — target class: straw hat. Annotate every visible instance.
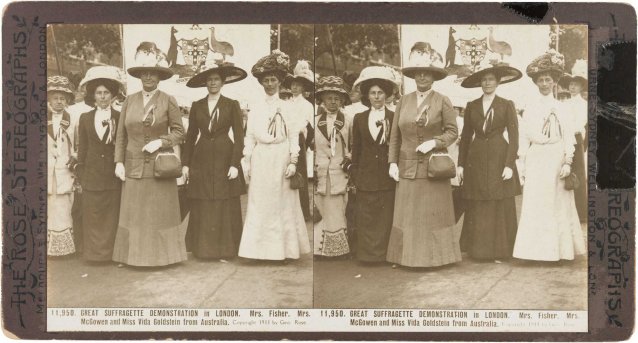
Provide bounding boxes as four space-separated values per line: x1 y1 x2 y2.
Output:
251 49 290 81
186 60 247 88
526 49 565 82
283 60 314 90
127 42 174 80
47 75 75 103
315 75 349 102
558 59 587 89
402 42 448 80
461 61 522 88
353 66 398 107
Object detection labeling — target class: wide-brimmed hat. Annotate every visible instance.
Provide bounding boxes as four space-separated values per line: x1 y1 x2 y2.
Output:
127 42 174 81
79 66 124 106
402 42 448 80
353 66 398 107
186 60 247 88
526 49 565 81
283 60 314 90
251 49 290 81
558 59 587 89
461 62 522 88
315 75 349 102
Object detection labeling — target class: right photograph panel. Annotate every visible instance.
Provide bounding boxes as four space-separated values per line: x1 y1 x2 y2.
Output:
313 24 589 314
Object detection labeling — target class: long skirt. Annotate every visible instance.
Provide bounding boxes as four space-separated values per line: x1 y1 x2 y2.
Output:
238 142 310 260
460 198 517 260
513 142 586 261
71 190 83 253
82 189 120 261
314 173 350 257
185 198 243 259
573 134 587 223
48 192 76 256
386 177 461 267
355 189 395 262
112 177 187 266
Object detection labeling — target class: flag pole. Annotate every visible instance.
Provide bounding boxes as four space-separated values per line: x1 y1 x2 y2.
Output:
49 26 64 75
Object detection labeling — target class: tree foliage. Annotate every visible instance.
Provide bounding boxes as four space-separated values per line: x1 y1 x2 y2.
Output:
48 24 122 61
316 24 400 60
270 24 314 67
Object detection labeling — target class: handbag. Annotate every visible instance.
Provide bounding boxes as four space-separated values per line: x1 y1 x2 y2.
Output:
427 151 456 179
564 172 579 190
289 170 306 190
154 149 183 179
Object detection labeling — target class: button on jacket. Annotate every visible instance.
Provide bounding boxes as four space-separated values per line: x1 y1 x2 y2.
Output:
182 95 246 200
458 95 521 200
114 90 185 178
388 90 458 179
351 107 396 191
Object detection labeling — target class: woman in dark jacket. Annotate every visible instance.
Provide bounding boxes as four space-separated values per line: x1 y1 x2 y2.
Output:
350 67 397 262
77 67 123 261
182 61 247 259
458 62 522 261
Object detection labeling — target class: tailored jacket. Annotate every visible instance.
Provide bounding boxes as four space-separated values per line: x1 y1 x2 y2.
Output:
182 95 246 200
388 90 458 179
314 109 352 195
114 90 185 178
47 110 78 195
351 107 396 191
77 108 122 191
458 95 521 200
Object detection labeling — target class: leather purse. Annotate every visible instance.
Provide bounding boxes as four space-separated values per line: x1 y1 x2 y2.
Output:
564 172 579 190
289 170 306 190
154 149 183 179
427 151 456 180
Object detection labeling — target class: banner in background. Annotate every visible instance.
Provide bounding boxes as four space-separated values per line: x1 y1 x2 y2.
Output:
122 24 270 109
399 25 552 108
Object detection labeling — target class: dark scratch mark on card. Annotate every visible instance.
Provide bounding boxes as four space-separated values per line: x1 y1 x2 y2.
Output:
502 3 549 23
596 41 636 189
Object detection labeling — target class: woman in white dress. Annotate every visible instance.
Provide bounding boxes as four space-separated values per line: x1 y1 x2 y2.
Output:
513 51 586 261
238 50 311 261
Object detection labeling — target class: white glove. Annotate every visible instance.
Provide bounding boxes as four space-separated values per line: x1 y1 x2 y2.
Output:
559 164 571 179
142 139 163 153
115 162 126 181
227 166 239 180
415 140 436 154
502 167 513 180
285 163 297 178
182 166 190 181
389 163 399 182
457 166 464 184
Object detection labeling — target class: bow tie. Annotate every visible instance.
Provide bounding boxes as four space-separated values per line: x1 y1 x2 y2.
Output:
52 112 62 117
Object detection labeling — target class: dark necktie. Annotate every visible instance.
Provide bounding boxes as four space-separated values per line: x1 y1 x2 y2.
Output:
375 120 384 144
102 119 110 143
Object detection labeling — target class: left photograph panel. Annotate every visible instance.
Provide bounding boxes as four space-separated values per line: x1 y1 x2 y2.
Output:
46 24 314 313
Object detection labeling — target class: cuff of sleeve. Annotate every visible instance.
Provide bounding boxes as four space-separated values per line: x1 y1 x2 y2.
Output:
160 137 172 148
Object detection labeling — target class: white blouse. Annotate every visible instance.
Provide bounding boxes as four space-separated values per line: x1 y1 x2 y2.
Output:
243 93 301 160
518 93 576 163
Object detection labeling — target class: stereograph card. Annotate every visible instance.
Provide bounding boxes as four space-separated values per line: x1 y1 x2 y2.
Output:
1 1 636 341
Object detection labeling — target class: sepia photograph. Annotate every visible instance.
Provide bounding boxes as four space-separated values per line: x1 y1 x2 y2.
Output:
45 21 589 333
312 24 589 312
46 24 314 309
